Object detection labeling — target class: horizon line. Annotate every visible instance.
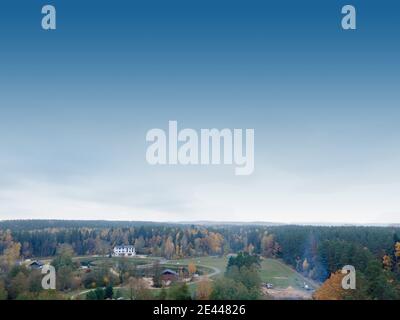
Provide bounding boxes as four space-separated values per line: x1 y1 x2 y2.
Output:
0 218 399 227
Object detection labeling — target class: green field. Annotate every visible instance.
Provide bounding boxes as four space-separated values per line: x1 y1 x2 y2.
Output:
259 258 315 289
76 256 156 267
167 256 229 278
168 256 315 290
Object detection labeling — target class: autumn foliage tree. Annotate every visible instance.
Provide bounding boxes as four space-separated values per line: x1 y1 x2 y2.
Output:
313 272 346 300
188 262 196 276
314 270 371 300
302 258 309 273
163 236 175 259
196 279 212 300
395 242 400 259
395 242 400 271
261 234 279 258
0 242 21 272
128 277 151 300
206 232 224 255
383 255 392 271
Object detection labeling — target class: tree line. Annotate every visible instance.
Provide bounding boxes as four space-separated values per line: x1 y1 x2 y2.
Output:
2 220 400 299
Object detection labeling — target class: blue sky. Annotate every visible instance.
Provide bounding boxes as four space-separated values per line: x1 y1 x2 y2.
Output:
0 0 399 223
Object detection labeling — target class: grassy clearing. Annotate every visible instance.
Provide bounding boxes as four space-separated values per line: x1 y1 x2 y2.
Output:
169 256 315 290
76 256 156 267
259 258 314 289
167 256 229 277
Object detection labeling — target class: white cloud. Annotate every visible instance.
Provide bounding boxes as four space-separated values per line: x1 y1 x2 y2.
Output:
0 168 399 224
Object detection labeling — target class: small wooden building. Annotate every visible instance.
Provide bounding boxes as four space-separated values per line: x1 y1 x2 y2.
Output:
160 269 179 282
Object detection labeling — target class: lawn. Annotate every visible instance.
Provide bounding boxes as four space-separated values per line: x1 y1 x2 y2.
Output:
259 258 315 289
167 256 314 289
167 256 229 278
76 256 156 267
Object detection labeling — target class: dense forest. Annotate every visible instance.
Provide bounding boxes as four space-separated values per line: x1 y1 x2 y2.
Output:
1 220 400 300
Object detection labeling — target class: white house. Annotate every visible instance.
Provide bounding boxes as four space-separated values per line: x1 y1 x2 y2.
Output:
113 245 136 257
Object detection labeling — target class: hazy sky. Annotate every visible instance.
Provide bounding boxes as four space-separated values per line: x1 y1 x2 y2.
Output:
0 0 399 223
